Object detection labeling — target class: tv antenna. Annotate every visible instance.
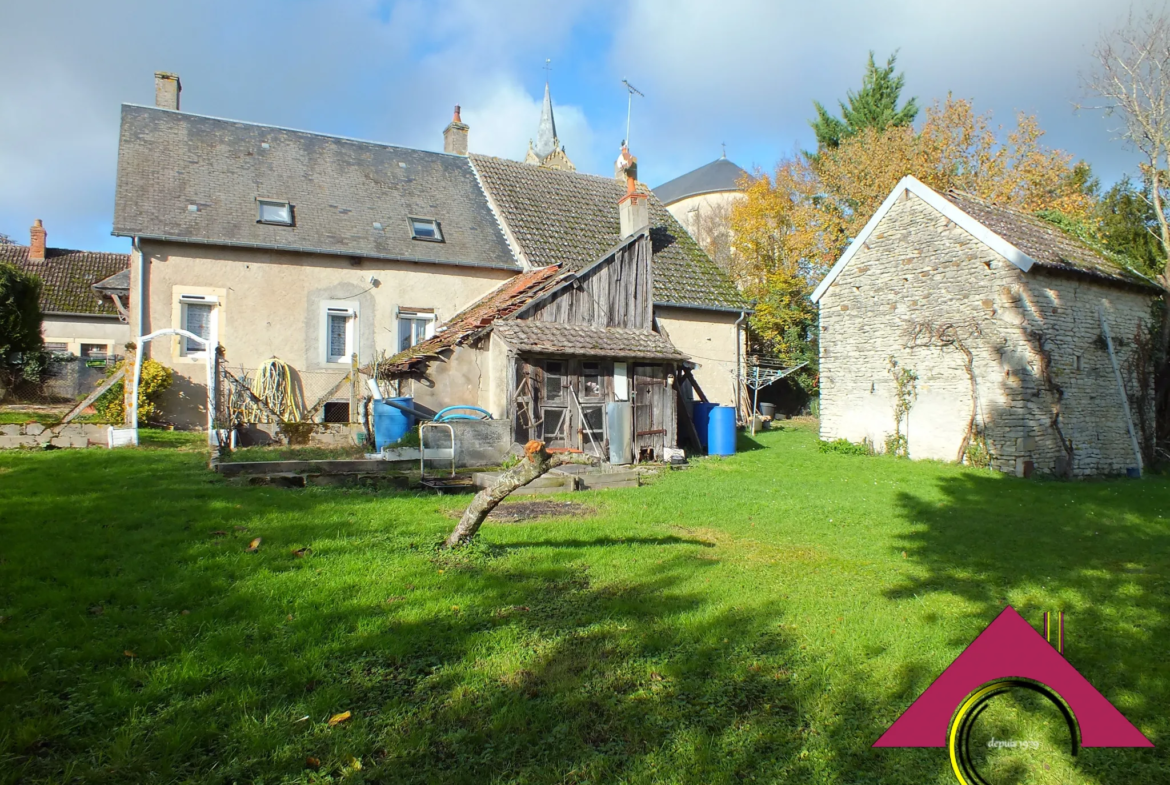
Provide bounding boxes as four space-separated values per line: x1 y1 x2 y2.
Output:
621 79 645 148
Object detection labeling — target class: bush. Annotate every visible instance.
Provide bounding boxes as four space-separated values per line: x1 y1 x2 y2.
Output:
818 438 873 456
0 262 42 365
94 359 174 425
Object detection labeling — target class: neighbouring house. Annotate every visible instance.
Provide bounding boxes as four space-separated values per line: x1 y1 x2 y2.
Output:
813 175 1160 477
112 73 748 455
0 220 130 358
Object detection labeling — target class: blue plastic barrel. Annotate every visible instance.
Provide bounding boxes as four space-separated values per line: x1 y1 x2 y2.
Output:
708 405 737 456
372 397 415 451
692 402 719 451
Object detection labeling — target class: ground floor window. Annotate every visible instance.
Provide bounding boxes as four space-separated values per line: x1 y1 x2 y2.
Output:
326 307 356 363
180 296 216 356
80 343 108 358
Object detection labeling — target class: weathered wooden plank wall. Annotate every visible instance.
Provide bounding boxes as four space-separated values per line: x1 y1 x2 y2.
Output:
521 233 652 329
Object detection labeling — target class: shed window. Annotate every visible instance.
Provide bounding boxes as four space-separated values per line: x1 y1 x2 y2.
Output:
258 199 293 225
44 342 69 354
409 217 443 242
582 405 604 443
543 408 567 441
581 362 604 399
544 361 566 403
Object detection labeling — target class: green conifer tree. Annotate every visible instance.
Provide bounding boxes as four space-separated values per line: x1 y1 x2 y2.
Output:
810 51 919 152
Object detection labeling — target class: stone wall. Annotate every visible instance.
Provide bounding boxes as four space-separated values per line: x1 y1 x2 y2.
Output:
235 422 365 448
819 191 1156 476
0 423 110 449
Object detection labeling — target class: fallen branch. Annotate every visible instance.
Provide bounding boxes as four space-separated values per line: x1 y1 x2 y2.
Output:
445 440 597 548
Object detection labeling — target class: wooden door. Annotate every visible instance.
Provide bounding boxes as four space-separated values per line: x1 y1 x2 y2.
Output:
634 365 666 462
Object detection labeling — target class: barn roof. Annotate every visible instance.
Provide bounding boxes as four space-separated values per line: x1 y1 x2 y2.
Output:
812 176 1161 303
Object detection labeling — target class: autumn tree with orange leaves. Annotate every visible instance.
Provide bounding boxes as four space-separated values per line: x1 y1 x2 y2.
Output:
732 95 1096 380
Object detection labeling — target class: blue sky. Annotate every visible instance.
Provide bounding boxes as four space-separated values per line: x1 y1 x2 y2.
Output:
0 0 1159 254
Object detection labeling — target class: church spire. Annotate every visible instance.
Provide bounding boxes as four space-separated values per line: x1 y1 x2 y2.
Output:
534 81 557 160
524 59 575 172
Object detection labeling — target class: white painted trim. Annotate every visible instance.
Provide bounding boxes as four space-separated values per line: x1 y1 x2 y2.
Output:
810 176 1037 304
322 300 358 365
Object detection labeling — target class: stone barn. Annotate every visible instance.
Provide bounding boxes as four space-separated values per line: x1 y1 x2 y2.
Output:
812 176 1160 477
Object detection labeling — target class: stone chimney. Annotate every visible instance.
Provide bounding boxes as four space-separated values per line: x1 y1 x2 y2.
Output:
443 105 469 155
616 145 648 239
155 72 181 110
29 219 46 262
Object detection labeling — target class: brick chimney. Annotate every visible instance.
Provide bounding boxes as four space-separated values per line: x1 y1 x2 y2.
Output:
443 105 469 155
616 145 648 238
29 219 46 262
155 72 181 110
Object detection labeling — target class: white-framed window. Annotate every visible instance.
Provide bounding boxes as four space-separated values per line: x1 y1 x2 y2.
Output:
325 305 356 363
43 341 69 355
258 199 293 226
397 309 435 352
180 295 217 357
80 343 109 358
408 217 443 242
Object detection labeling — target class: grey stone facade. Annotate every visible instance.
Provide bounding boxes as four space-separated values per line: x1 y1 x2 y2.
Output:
819 191 1157 477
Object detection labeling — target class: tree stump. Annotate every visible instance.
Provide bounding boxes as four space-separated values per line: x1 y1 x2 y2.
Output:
445 440 593 547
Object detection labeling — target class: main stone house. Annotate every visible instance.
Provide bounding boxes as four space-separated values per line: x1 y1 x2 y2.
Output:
814 176 1160 477
113 74 748 457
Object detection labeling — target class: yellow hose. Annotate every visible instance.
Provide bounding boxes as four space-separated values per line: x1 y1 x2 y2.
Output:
249 358 302 421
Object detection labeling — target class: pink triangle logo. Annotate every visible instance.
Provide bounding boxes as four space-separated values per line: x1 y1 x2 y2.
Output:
874 606 1151 749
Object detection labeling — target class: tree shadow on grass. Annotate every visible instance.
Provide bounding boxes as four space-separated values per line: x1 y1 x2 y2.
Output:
0 446 928 785
888 471 1170 781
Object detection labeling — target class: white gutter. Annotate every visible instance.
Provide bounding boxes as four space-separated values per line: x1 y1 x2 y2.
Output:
133 237 145 344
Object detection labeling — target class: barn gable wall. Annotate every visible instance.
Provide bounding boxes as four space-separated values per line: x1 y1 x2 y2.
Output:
819 191 1155 476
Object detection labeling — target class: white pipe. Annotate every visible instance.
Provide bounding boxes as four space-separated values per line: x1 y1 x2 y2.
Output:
133 237 145 342
734 310 747 421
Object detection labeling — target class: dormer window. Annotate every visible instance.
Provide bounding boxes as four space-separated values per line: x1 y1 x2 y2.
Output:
409 217 443 242
258 199 293 226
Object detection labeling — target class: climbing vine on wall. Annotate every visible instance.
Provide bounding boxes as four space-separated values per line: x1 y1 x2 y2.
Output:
905 320 987 465
886 356 918 457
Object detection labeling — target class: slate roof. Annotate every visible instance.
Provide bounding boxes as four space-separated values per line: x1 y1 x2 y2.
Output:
380 265 566 376
113 105 517 270
92 268 131 294
495 321 687 361
653 157 749 205
470 154 748 311
946 191 1159 290
0 244 129 316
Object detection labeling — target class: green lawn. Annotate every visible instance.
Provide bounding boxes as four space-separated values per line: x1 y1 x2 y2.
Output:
1 423 1167 784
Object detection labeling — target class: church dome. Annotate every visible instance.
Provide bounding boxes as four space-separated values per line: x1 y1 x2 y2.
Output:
653 156 749 206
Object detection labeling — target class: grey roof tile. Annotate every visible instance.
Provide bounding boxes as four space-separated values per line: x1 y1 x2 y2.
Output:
495 320 687 361
653 157 749 205
113 105 517 270
0 244 129 316
470 154 748 311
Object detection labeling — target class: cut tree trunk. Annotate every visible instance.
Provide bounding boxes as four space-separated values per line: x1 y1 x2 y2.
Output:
445 440 594 547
